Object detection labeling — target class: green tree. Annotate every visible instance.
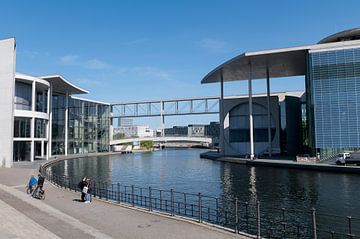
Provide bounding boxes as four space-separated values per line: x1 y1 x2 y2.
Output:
140 140 153 150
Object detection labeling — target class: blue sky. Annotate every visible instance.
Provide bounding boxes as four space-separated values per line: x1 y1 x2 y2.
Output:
2 0 360 128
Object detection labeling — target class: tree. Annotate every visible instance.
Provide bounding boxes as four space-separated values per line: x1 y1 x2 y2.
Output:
140 140 153 150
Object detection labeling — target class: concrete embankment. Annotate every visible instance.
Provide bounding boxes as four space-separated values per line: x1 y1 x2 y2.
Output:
201 151 360 174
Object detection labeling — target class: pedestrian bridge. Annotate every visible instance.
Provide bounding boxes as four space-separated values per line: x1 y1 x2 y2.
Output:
110 136 212 146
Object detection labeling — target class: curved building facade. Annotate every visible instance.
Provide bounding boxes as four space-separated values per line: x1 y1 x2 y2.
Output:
0 38 110 167
202 28 360 160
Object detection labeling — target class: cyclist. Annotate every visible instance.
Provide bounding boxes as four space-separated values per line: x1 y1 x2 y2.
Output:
32 174 45 198
27 175 37 194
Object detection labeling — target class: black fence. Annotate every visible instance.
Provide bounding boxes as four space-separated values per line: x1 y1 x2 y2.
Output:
43 169 359 239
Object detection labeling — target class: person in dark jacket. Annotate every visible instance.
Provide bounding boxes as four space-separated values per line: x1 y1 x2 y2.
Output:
78 177 87 202
32 174 45 197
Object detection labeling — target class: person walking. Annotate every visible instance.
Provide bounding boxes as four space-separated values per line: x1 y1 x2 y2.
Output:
32 174 45 197
84 178 92 203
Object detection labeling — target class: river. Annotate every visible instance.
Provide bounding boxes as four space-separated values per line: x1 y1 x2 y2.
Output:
48 149 360 237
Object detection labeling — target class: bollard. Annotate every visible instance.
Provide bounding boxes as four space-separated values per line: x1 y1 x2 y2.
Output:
348 216 353 238
198 192 202 223
311 208 317 239
256 200 261 239
131 185 135 207
235 198 239 233
148 186 152 211
171 189 174 216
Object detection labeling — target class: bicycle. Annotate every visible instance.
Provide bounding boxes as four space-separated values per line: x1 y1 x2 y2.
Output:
32 188 46 200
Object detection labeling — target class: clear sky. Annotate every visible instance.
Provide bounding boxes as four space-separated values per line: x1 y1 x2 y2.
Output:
2 0 360 128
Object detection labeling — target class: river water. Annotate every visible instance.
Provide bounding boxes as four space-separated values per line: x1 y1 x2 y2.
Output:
49 149 360 237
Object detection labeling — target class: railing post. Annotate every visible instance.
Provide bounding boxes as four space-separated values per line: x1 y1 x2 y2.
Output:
257 200 261 239
171 189 174 216
245 202 249 232
184 193 187 216
99 182 102 199
282 207 286 237
216 197 219 224
131 185 135 207
117 183 120 203
198 192 202 223
235 198 239 233
148 186 152 211
311 208 317 239
348 216 353 239
105 183 108 200
93 182 96 197
160 190 162 210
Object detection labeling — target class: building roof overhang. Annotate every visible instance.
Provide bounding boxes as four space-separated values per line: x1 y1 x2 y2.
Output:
39 75 89 95
201 37 360 84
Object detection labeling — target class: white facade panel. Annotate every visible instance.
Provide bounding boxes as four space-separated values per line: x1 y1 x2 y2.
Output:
0 38 16 167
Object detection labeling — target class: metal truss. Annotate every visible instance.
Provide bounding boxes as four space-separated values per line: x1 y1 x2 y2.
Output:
111 96 219 118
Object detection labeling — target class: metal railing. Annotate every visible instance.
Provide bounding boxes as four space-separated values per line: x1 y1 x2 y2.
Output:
43 170 359 239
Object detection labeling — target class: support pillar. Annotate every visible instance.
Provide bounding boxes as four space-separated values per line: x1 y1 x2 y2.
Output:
220 70 225 155
64 91 69 156
30 81 36 162
266 67 272 158
248 62 254 160
47 85 52 160
160 100 164 137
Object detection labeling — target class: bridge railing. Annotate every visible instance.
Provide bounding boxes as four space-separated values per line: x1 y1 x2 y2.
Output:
45 171 360 238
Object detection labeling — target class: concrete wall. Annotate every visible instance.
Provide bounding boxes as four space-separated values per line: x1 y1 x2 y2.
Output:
0 38 16 167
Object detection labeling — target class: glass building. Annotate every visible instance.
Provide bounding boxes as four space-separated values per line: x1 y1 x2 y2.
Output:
13 74 110 162
201 28 360 160
308 47 360 158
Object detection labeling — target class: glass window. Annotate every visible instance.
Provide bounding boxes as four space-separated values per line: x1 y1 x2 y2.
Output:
13 141 31 161
15 81 32 110
14 117 31 138
35 119 47 138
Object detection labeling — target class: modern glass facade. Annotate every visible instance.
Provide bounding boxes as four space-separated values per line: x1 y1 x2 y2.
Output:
52 95 66 155
52 95 110 155
309 47 360 158
67 98 110 154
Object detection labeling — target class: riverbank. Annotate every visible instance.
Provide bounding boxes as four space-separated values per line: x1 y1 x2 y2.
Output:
0 159 249 239
200 151 360 174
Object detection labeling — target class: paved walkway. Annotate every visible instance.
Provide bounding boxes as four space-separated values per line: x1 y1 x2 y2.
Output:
0 168 249 239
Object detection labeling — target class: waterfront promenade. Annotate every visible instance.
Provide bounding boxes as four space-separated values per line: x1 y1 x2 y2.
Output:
0 166 248 239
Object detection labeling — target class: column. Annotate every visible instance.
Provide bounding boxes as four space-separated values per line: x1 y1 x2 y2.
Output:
220 70 225 154
160 100 164 137
30 81 36 162
266 67 272 158
47 85 52 160
248 62 254 160
64 91 69 156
